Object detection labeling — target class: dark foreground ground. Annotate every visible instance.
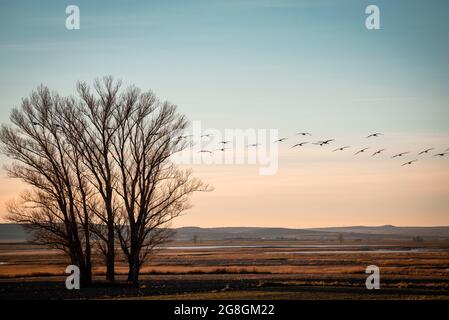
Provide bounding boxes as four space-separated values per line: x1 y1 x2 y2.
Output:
1 240 449 299
2 274 449 300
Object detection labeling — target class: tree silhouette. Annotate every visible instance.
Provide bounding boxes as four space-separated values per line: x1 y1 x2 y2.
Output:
0 77 212 286
0 86 93 285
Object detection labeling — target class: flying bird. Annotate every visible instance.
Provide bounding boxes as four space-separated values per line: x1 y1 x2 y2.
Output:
219 140 231 145
366 133 383 138
215 148 228 152
248 143 259 147
297 132 312 136
333 146 350 152
291 142 309 148
392 152 409 158
354 148 370 155
418 148 434 155
274 138 288 143
198 150 213 154
371 149 386 157
314 139 334 146
402 159 418 167
434 153 449 157
201 134 212 138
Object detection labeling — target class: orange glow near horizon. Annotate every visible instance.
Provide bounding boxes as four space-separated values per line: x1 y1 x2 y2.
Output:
1 135 449 228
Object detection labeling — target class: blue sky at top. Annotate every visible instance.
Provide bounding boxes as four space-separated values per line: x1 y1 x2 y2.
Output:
1 0 449 136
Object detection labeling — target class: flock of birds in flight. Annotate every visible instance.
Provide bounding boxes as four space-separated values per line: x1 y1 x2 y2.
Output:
29 121 447 166
191 132 449 167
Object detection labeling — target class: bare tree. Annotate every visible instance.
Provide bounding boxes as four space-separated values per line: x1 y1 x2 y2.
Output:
61 77 121 283
0 86 94 285
0 77 211 287
110 87 212 285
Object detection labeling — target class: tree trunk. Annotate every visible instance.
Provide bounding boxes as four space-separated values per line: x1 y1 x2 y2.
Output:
127 258 140 287
80 265 92 287
69 247 91 287
106 223 115 283
84 219 92 285
83 231 92 286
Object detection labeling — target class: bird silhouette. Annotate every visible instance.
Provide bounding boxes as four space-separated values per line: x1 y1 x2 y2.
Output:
201 134 212 138
31 122 40 126
215 148 228 152
434 153 449 157
314 139 334 146
354 148 369 155
248 143 259 147
291 142 309 148
371 149 386 157
418 148 434 155
402 159 418 167
198 150 213 154
392 152 409 158
274 138 288 143
219 141 231 145
333 146 350 152
297 132 312 136
366 133 383 138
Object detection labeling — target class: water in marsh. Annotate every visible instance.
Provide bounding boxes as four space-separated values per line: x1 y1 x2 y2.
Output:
162 244 447 254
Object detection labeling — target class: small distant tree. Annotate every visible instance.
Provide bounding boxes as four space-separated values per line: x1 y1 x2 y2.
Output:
337 233 344 242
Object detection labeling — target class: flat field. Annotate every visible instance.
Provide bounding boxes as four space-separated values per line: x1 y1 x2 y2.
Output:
1 240 449 299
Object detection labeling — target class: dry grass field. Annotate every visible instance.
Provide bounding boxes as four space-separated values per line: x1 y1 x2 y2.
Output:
1 239 449 299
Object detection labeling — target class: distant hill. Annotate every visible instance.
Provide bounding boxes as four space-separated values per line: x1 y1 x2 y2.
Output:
309 225 449 237
173 225 449 241
1 223 449 243
173 226 335 241
0 223 32 243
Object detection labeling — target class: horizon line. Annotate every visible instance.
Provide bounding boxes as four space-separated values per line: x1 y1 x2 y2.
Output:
2 222 449 229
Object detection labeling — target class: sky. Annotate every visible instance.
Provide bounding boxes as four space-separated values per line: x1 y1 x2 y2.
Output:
0 0 448 227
